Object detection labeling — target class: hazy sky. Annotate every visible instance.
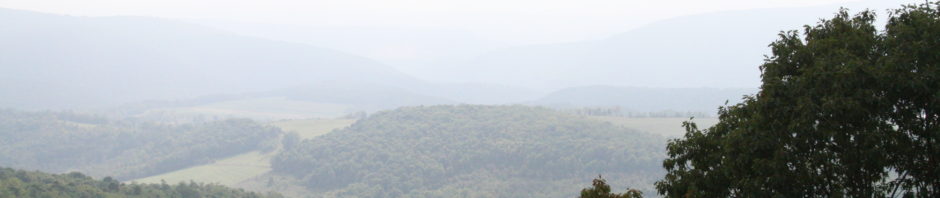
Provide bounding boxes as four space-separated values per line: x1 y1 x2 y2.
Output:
1 0 857 44
0 0 922 108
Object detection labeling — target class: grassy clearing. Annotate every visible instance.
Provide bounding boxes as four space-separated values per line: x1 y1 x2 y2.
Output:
270 119 357 140
589 116 719 138
130 151 273 186
131 118 357 186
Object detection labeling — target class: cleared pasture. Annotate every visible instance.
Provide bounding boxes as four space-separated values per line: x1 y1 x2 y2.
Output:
130 151 273 186
589 116 719 138
270 119 357 140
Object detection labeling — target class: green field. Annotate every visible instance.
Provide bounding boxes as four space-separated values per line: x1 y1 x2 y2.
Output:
589 116 719 137
131 151 274 186
270 119 357 140
131 118 357 187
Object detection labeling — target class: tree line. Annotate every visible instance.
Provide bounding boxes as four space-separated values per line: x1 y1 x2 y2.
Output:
0 167 283 198
0 109 282 180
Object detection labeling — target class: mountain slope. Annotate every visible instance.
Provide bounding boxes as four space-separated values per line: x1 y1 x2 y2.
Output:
433 1 908 90
0 8 428 110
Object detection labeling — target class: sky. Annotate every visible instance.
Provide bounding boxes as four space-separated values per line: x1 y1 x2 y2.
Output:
0 0 858 45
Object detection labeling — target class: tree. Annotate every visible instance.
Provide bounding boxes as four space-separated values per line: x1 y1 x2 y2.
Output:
580 175 643 198
281 132 301 151
656 2 940 197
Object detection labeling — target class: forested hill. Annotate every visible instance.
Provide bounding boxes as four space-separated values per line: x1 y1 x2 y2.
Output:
0 167 283 198
0 109 282 180
272 105 666 197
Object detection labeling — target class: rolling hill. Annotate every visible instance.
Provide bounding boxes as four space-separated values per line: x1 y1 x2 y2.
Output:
271 105 667 197
0 109 282 180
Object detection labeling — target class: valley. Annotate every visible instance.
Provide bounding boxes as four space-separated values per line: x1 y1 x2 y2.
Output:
112 105 716 197
1 1 929 197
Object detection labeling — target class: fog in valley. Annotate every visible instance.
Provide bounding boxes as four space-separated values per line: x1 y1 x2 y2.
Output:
0 0 929 197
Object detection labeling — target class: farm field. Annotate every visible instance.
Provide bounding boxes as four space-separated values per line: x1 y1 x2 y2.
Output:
589 116 719 137
131 151 273 186
270 119 357 140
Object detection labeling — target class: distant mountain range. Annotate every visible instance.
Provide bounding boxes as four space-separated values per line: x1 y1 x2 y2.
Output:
0 8 443 110
6 6 844 114
418 0 914 90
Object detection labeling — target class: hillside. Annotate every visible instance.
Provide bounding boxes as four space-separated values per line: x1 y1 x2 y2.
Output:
589 116 719 138
271 105 667 197
0 167 282 198
0 109 282 180
0 8 433 110
0 7 544 111
131 118 356 187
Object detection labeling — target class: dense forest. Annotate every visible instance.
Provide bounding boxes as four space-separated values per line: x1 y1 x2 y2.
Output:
0 167 283 198
0 109 282 180
272 105 665 197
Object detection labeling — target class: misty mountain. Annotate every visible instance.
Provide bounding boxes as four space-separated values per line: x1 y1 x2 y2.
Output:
428 1 900 90
0 8 436 110
269 83 454 109
189 21 509 74
530 85 756 114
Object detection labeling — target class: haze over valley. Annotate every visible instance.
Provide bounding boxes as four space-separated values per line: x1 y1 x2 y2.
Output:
0 0 933 197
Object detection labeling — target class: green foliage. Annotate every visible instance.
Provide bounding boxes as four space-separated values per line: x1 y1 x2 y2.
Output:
0 167 283 198
656 3 940 197
272 105 666 197
0 109 282 180
579 175 643 198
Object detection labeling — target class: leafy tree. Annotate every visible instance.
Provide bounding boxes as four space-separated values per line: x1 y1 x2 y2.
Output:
656 2 940 197
281 132 301 151
580 175 643 198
